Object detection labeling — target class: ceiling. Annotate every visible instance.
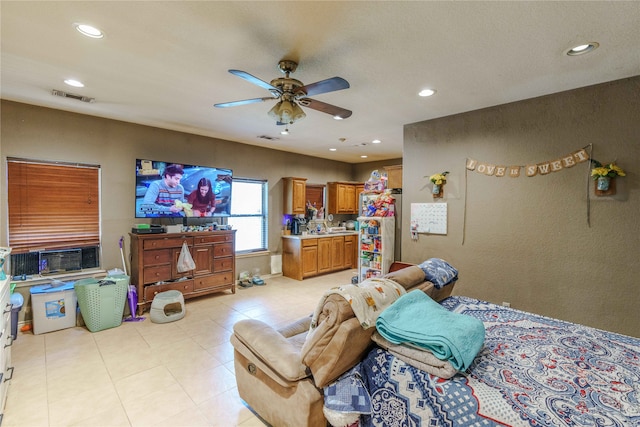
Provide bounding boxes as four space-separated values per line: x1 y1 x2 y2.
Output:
2 2 639 163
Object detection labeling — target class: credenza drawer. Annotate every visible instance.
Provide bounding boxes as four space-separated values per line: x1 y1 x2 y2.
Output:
214 243 233 258
143 265 172 284
143 249 172 266
144 280 194 302
143 236 192 250
194 272 233 291
213 258 233 272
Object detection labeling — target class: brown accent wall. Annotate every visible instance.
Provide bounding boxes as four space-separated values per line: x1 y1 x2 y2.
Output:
402 76 640 337
0 100 354 278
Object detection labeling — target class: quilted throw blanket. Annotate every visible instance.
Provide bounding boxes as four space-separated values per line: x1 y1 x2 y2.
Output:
309 278 406 330
360 296 640 427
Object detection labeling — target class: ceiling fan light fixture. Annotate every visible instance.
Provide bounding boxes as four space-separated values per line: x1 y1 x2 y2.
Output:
268 100 306 124
280 128 289 135
333 115 344 120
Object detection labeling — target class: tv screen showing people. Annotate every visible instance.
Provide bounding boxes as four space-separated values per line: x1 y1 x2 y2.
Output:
135 159 232 218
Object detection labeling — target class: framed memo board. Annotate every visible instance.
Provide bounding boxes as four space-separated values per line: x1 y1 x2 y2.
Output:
410 203 447 235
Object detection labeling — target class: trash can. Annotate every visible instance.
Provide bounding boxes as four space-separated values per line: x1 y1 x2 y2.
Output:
74 275 129 332
10 292 24 340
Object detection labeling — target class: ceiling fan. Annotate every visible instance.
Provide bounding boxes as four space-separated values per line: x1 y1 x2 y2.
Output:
214 60 352 125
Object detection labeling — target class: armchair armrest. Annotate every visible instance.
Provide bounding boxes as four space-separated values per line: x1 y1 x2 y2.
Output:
232 319 310 383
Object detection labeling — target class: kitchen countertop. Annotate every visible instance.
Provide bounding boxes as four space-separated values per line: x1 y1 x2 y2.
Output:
282 231 358 239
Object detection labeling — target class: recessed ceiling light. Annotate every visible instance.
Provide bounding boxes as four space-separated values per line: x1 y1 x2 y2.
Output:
74 23 104 39
419 89 436 97
372 139 381 144
329 148 337 151
360 155 368 159
64 79 84 88
566 42 599 56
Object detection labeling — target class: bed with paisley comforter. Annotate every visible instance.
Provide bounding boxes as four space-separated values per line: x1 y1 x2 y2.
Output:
358 296 640 427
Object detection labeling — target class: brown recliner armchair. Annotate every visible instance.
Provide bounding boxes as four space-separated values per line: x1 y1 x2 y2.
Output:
230 263 455 426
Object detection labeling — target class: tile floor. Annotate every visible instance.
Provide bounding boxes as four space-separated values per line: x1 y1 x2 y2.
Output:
3 269 355 426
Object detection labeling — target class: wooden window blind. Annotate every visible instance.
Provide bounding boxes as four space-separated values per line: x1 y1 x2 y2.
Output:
7 158 100 253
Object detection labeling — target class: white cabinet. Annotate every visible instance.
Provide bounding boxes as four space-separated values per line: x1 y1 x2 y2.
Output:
0 276 13 421
357 216 395 282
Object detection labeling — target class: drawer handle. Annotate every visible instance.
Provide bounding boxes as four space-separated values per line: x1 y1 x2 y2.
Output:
4 335 13 348
3 303 11 315
4 366 14 382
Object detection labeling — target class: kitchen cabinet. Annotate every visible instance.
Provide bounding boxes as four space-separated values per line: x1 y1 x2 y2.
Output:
282 233 357 280
0 275 14 420
331 236 345 270
384 165 403 189
327 182 358 214
317 238 332 274
130 231 235 313
344 234 357 269
283 177 307 215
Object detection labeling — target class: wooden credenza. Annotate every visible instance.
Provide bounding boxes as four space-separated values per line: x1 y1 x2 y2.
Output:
130 231 236 313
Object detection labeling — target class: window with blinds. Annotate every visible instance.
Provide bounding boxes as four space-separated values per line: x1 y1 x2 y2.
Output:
7 158 100 253
227 178 267 253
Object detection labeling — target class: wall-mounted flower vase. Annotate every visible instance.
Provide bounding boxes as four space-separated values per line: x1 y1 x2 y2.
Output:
591 160 624 197
432 184 443 199
596 176 610 191
427 171 448 199
595 176 616 196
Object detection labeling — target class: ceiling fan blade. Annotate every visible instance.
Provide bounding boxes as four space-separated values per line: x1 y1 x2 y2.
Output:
295 77 349 97
298 98 352 119
229 69 281 95
214 97 274 108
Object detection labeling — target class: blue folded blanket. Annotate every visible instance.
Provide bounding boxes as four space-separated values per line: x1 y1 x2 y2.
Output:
419 258 458 289
375 290 485 372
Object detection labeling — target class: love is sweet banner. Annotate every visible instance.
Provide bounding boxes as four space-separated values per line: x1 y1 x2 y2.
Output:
466 147 590 177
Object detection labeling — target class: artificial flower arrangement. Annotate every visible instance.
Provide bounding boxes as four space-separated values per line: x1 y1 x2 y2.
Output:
428 171 449 185
590 161 626 180
591 160 625 194
426 171 449 196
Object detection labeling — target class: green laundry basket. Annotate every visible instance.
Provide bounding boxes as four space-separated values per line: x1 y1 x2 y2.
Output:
74 275 129 332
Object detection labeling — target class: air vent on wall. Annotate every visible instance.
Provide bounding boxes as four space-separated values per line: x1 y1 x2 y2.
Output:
257 135 280 141
52 89 95 103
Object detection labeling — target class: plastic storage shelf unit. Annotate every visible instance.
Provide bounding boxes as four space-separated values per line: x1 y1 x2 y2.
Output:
75 275 129 332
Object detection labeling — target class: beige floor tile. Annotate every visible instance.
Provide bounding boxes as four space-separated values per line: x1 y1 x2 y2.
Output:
115 365 178 403
122 382 196 427
174 363 237 404
197 387 257 426
154 407 211 427
48 383 121 426
4 271 350 426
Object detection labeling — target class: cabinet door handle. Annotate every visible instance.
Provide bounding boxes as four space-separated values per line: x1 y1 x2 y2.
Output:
4 367 14 382
4 336 13 348
3 303 11 315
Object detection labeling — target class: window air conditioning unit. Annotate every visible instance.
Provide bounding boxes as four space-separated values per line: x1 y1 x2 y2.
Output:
10 246 100 277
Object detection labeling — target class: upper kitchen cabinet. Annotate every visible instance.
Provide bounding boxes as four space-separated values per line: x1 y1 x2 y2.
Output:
283 177 307 215
384 165 403 189
327 182 359 214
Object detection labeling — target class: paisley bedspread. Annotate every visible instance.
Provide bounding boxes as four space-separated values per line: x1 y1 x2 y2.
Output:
360 296 640 427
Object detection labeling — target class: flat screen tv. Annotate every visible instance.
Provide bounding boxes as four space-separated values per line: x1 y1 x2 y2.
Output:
135 159 232 218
